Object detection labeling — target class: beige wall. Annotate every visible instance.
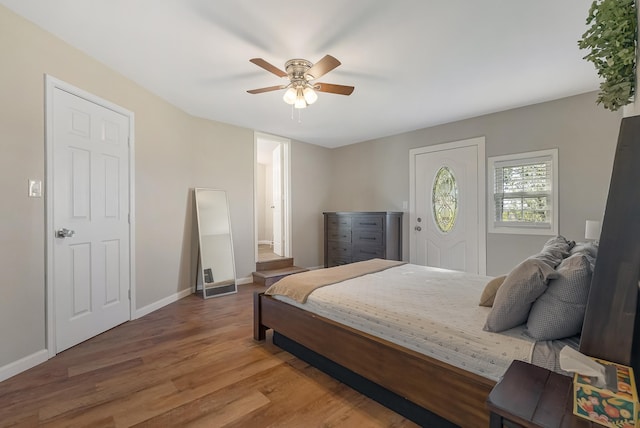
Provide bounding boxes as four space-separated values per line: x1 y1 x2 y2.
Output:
189 117 255 286
0 3 623 377
328 92 622 275
290 140 332 268
0 6 332 371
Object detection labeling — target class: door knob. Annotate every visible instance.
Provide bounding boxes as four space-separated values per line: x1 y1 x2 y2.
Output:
414 226 422 231
56 228 75 238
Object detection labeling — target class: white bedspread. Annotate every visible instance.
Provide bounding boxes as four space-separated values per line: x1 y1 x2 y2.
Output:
273 263 535 381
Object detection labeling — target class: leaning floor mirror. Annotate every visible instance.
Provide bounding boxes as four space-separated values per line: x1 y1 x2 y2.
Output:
194 188 237 298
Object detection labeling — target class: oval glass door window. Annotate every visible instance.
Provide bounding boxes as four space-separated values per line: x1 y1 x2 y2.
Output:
432 166 458 233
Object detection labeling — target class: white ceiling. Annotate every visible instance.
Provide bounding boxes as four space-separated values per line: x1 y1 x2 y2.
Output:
2 0 600 148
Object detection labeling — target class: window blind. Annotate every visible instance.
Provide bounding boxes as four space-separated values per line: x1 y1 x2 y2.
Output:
493 155 553 228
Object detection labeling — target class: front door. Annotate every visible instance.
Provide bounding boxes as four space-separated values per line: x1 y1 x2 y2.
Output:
50 82 132 353
410 137 486 274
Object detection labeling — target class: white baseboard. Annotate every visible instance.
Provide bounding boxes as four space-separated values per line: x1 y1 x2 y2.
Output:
236 275 254 285
0 349 48 382
258 240 272 245
134 287 193 319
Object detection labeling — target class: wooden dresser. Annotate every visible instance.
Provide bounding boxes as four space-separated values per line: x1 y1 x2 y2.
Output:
323 211 403 268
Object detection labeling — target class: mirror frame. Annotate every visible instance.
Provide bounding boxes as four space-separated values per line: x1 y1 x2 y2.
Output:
194 188 237 298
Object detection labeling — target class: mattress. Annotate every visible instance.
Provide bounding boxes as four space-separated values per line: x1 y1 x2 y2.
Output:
272 263 577 381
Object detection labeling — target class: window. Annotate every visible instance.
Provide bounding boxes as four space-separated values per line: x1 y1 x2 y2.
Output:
488 149 558 235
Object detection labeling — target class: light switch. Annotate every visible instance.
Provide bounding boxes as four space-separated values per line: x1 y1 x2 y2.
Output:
402 201 408 210
28 179 42 198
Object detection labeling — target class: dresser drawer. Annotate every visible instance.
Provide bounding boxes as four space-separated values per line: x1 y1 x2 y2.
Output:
352 230 383 246
326 215 352 229
327 241 351 257
352 215 383 230
328 255 352 267
352 245 385 261
327 227 351 242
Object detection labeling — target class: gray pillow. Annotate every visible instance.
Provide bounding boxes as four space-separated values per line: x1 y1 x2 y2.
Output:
570 241 598 271
570 241 598 258
529 235 574 268
526 253 593 340
484 258 559 332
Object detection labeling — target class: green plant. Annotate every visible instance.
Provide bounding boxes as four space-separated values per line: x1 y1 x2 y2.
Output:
578 0 637 111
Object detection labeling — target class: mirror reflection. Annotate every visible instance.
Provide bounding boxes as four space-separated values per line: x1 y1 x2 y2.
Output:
194 188 237 298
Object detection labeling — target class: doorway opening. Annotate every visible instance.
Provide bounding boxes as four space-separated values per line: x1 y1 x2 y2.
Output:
255 132 291 263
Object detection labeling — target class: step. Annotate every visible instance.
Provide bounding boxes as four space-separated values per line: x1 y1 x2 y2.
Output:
256 257 294 272
252 265 309 287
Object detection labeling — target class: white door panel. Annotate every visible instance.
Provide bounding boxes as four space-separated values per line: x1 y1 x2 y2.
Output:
411 140 485 274
52 88 130 352
426 240 440 267
69 243 91 318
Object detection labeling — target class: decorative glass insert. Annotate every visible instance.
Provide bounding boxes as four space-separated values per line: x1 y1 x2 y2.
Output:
432 166 458 233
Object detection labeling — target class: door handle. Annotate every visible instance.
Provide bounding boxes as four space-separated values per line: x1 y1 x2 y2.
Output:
56 228 75 238
414 226 422 231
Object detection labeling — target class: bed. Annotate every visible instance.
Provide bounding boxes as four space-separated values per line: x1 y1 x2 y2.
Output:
253 116 640 427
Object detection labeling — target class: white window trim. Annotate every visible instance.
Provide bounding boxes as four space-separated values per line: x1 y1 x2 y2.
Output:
488 148 558 236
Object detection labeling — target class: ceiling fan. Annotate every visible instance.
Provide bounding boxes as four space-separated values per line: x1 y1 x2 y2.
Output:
247 55 355 109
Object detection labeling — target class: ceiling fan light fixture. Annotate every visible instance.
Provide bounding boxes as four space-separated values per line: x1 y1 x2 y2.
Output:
294 87 307 109
248 55 354 111
303 87 318 105
282 87 297 105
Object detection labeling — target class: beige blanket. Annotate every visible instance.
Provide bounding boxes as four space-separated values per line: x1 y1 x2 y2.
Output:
264 258 406 303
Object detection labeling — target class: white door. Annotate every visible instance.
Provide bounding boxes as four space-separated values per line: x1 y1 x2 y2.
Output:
52 86 131 352
410 138 486 274
272 144 283 256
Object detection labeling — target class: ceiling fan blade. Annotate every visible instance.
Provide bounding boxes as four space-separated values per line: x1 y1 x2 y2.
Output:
247 85 287 94
249 58 287 78
306 55 341 80
315 83 355 96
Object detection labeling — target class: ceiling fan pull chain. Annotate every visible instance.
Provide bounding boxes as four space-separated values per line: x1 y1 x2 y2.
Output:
289 104 303 123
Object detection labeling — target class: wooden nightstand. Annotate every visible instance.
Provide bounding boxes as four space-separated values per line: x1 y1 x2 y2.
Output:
486 360 598 427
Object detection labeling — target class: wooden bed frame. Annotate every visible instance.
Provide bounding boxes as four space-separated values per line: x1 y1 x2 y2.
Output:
254 292 495 426
253 116 640 427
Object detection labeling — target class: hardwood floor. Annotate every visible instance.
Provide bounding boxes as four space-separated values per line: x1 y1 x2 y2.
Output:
258 244 282 262
0 284 418 427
